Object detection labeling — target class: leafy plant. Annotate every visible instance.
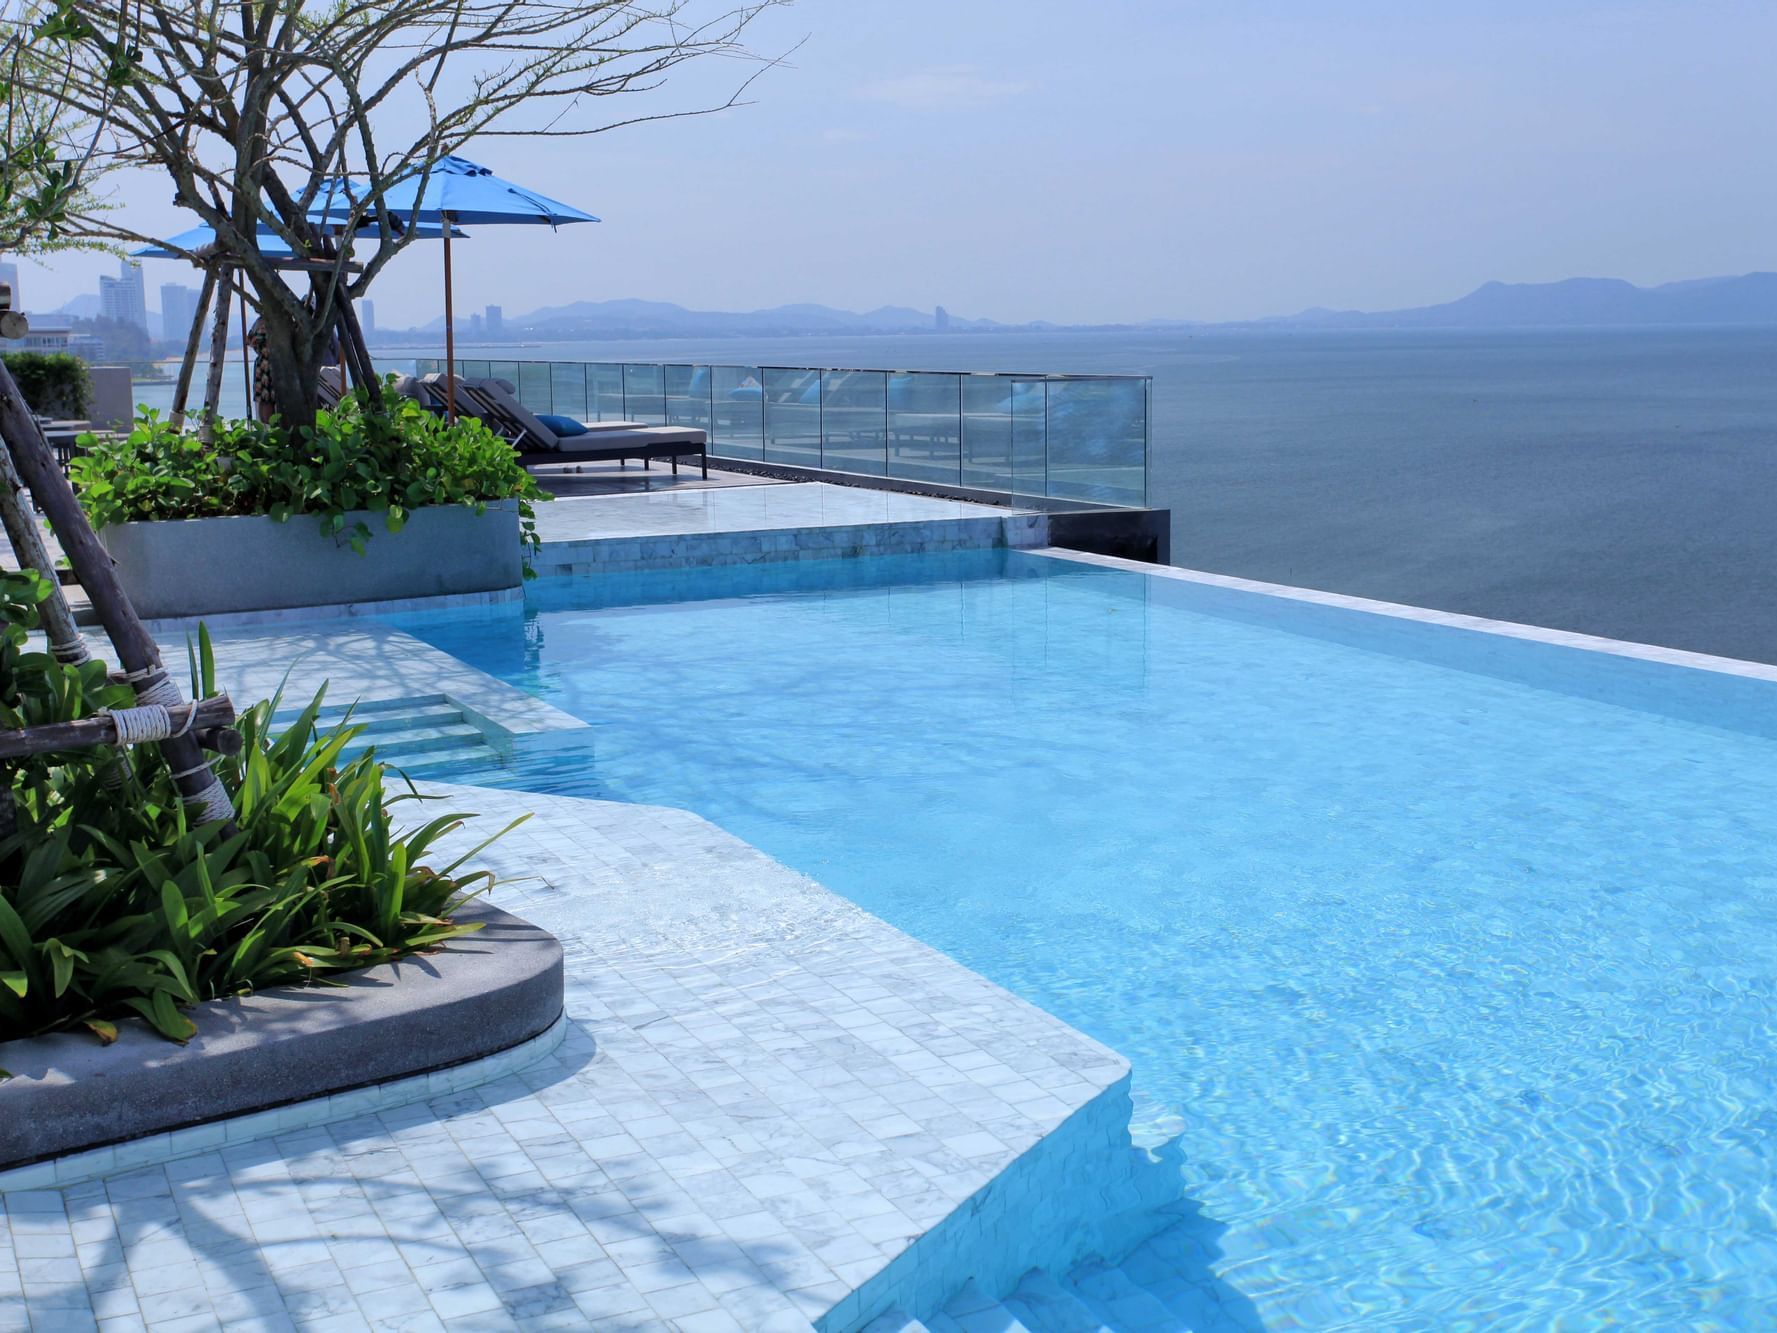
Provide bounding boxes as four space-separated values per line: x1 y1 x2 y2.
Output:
0 575 527 1044
69 379 547 561
1 350 92 418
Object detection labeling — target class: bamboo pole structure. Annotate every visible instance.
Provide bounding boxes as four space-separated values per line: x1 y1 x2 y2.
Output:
0 427 89 665
169 266 219 432
0 365 237 828
0 696 238 760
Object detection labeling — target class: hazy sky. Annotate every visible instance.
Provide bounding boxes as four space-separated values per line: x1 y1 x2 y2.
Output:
13 0 1777 327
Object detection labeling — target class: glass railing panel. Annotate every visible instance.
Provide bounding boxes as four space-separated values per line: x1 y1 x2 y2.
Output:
887 372 962 483
409 358 1149 505
415 357 439 376
587 363 625 421
665 364 712 432
710 365 764 458
961 375 1014 492
1010 378 1048 501
550 362 588 422
762 367 823 467
622 363 666 424
516 362 553 414
1044 377 1148 505
820 369 887 475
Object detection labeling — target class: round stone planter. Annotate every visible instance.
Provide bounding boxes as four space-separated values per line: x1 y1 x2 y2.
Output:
0 901 563 1172
97 499 521 619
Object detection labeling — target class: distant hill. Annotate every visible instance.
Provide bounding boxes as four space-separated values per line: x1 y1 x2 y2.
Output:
382 270 1777 339
50 294 102 319
417 298 1001 338
1256 272 1777 330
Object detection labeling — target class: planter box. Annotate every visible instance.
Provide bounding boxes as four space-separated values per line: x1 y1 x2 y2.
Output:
0 901 563 1171
98 499 521 619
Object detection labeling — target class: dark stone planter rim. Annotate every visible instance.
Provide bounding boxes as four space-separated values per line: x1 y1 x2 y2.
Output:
0 899 563 1171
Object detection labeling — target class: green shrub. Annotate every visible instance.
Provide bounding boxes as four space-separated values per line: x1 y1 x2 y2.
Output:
1 351 91 418
0 571 525 1046
69 378 546 560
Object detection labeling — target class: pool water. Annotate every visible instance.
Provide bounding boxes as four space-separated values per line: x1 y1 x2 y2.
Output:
393 550 1777 1328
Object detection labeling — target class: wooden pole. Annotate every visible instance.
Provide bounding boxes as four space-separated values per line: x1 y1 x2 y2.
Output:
198 268 234 441
337 295 375 389
169 266 218 432
0 399 88 664
0 371 236 828
237 282 253 410
442 213 457 423
0 695 236 760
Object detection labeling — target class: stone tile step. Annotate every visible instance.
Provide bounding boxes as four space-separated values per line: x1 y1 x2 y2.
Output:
271 693 450 725
1063 1261 1182 1331
369 742 503 777
337 722 487 760
938 1280 1034 1333
277 705 467 738
1004 1269 1115 1333
861 1311 932 1333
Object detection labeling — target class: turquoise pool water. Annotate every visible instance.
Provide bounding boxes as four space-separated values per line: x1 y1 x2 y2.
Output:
393 551 1777 1328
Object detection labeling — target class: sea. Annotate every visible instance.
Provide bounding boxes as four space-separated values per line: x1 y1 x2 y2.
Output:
137 326 1777 665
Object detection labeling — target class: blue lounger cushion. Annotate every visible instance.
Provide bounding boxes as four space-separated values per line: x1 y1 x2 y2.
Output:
536 412 588 437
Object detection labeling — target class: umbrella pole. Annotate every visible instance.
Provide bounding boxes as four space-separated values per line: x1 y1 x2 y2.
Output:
169 266 218 432
237 281 253 409
442 212 457 424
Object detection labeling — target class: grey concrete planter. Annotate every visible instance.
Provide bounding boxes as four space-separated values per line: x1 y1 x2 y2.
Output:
98 499 521 619
0 901 563 1170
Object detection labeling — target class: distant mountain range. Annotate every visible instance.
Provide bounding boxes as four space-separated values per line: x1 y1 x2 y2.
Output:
1218 271 1777 331
58 271 1774 338
412 298 1004 338
439 273 1777 338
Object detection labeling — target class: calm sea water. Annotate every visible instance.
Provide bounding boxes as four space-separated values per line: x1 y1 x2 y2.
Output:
146 326 1777 662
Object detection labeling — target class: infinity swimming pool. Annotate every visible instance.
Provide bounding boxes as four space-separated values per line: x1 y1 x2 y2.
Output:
394 550 1777 1328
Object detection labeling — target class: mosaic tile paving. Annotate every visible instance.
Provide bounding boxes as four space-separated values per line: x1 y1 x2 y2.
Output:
1 786 1150 1332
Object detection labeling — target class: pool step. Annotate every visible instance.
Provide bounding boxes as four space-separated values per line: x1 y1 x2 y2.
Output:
1003 1270 1114 1332
269 694 501 777
861 1312 931 1333
932 1282 1032 1333
1062 1261 1184 1331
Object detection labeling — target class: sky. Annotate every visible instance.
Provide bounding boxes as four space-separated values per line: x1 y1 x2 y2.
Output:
11 0 1777 328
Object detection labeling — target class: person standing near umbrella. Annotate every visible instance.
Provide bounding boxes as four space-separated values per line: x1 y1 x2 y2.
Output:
244 316 276 422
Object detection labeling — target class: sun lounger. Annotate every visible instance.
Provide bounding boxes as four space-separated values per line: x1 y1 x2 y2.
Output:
430 375 708 481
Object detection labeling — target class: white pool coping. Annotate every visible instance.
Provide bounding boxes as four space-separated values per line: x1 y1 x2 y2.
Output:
1039 547 1777 684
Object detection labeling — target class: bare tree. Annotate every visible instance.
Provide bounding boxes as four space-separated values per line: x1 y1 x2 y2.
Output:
0 0 126 255
6 0 782 429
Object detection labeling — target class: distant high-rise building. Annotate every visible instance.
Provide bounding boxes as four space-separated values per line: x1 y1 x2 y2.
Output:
934 305 950 332
468 312 484 338
98 260 149 333
0 261 19 314
485 304 503 335
159 282 200 343
359 299 376 336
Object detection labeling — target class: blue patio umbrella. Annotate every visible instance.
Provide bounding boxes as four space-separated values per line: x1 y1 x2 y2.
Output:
133 219 468 409
311 156 600 418
131 219 465 261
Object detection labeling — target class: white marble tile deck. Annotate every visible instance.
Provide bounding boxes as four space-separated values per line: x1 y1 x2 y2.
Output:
532 483 1022 543
0 785 1143 1333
